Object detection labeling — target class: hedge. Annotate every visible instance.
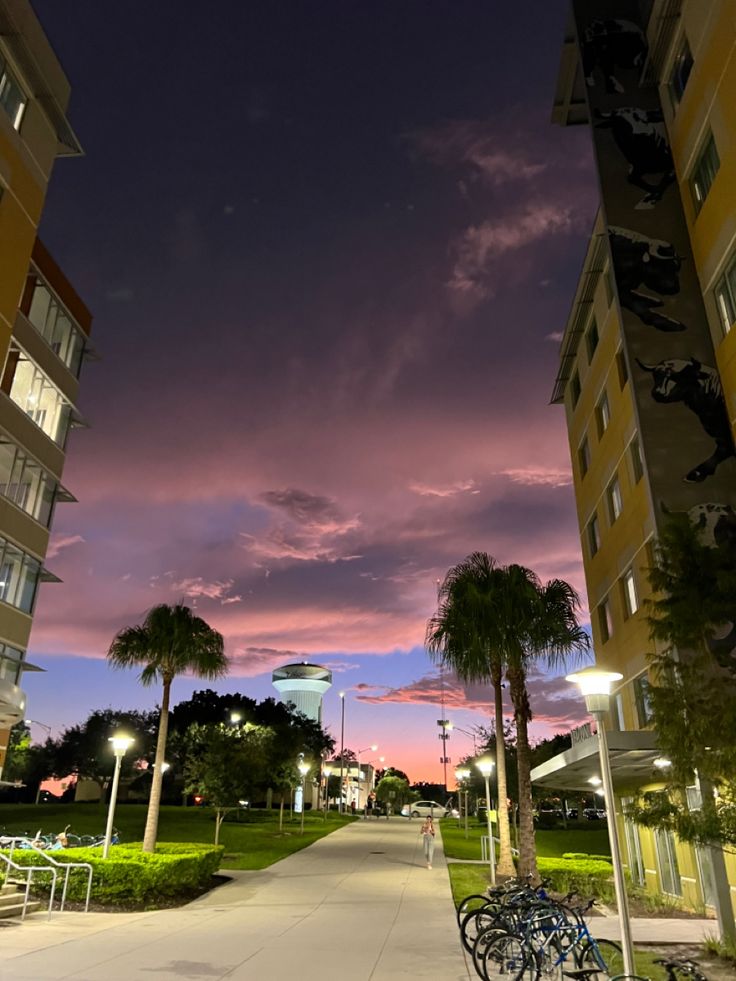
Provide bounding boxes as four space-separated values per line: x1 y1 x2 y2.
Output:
1 841 224 905
537 855 616 903
561 852 613 864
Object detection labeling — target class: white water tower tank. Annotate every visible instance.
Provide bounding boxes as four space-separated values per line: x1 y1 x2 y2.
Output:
272 662 333 723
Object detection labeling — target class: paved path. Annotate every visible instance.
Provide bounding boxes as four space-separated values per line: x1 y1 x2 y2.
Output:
1 818 471 981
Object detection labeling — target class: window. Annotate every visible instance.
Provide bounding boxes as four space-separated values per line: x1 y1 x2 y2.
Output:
0 52 26 131
622 797 645 886
25 277 85 376
578 437 590 478
597 598 613 643
615 349 628 389
587 514 600 557
690 133 720 213
634 674 653 726
1 347 72 446
596 391 610 438
714 254 736 336
630 436 644 483
655 829 682 896
0 538 41 614
615 693 625 731
0 643 23 686
621 568 638 617
570 371 581 409
668 36 694 108
586 318 599 363
607 474 622 523
0 439 57 526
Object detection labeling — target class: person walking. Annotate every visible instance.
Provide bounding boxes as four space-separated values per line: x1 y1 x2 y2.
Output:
420 815 435 869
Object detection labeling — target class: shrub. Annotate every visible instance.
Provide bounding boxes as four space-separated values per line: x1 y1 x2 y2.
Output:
2 841 224 905
537 856 616 902
562 852 613 863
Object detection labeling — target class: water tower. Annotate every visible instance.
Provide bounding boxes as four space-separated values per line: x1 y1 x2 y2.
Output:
272 662 333 723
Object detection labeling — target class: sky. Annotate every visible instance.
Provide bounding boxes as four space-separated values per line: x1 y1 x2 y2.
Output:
23 0 600 783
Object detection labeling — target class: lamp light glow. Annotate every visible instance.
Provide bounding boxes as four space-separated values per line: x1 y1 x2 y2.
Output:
565 668 623 696
475 756 495 777
653 757 672 769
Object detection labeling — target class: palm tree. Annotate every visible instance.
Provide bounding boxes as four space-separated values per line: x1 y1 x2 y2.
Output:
426 553 516 878
107 603 228 852
499 566 589 879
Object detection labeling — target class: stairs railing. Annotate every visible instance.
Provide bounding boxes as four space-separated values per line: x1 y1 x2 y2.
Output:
0 851 57 920
1 836 93 913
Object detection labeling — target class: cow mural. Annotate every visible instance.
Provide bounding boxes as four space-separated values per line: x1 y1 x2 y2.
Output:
595 108 675 209
609 227 686 332
637 358 736 482
582 18 647 94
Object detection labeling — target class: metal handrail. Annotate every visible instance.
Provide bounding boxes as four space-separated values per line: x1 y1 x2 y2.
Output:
0 851 57 919
481 834 520 860
1 836 93 912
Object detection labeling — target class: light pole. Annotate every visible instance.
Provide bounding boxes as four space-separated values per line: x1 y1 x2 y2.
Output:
104 732 134 859
356 744 377 813
455 767 471 839
567 668 634 978
339 691 345 814
446 723 479 754
297 759 310 834
475 755 496 885
323 763 332 819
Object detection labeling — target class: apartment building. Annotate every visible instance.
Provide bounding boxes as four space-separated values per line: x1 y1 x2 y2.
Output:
531 1 736 918
0 2 91 775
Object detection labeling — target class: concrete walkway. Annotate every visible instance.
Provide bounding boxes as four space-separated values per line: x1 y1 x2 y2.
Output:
1 818 471 981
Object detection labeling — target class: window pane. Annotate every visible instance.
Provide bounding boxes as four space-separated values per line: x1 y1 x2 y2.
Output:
608 476 622 522
616 350 628 389
0 63 26 130
7 350 71 445
586 319 599 362
598 600 612 642
691 134 720 213
630 437 644 483
588 515 600 556
634 675 653 726
0 441 16 498
578 438 590 477
0 543 23 607
597 393 610 437
668 37 694 106
623 569 638 615
570 372 581 409
17 555 40 613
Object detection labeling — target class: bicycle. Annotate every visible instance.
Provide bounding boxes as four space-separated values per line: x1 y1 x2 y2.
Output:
609 959 708 981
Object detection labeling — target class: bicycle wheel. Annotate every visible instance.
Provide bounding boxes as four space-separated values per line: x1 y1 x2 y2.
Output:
472 926 508 980
462 906 505 954
575 939 624 979
481 931 534 981
458 893 496 927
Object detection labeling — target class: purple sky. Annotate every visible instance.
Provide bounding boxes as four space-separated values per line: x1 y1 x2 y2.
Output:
24 1 598 781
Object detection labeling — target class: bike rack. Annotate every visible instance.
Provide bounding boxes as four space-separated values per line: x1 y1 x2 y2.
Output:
0 836 93 913
0 850 57 920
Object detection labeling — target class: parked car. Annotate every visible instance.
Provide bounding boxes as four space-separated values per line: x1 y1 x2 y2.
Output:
583 807 607 820
401 800 454 818
566 807 579 820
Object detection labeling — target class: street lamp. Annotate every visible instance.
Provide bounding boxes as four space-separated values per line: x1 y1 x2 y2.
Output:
455 767 471 839
297 759 311 834
229 711 242 725
104 732 134 859
323 763 332 819
356 744 377 813
567 668 634 977
446 723 479 754
339 692 346 814
475 756 496 884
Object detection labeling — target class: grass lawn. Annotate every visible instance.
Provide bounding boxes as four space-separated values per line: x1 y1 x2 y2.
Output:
0 803 357 870
440 818 611 861
447 864 670 981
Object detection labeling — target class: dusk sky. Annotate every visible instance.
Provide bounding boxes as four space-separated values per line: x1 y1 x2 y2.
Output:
25 1 599 783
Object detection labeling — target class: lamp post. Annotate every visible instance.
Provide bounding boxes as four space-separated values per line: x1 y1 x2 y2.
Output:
475 756 496 885
297 759 310 834
323 763 332 819
339 692 345 814
356 744 377 813
446 723 479 754
567 668 634 978
455 767 471 839
104 732 134 859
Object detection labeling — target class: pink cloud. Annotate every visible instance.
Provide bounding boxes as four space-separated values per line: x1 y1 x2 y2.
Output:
46 533 85 560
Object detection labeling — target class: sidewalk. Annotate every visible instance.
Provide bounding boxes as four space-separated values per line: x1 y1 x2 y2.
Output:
1 817 470 981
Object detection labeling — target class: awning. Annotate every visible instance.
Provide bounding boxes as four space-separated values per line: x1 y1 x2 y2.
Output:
530 729 662 792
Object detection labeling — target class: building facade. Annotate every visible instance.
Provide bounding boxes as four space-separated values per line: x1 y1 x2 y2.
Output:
0 2 90 775
533 1 736 919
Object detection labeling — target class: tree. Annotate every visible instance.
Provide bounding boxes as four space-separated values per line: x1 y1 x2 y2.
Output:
500 565 588 879
375 774 411 809
183 723 274 843
426 553 516 877
48 709 158 798
629 513 736 846
108 603 228 852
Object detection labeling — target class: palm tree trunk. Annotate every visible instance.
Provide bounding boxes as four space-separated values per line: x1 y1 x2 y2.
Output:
508 666 538 881
142 677 171 853
492 667 516 877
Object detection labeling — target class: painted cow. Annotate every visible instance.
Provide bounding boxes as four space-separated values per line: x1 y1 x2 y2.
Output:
582 18 647 94
609 227 686 332
637 357 735 482
595 108 675 208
